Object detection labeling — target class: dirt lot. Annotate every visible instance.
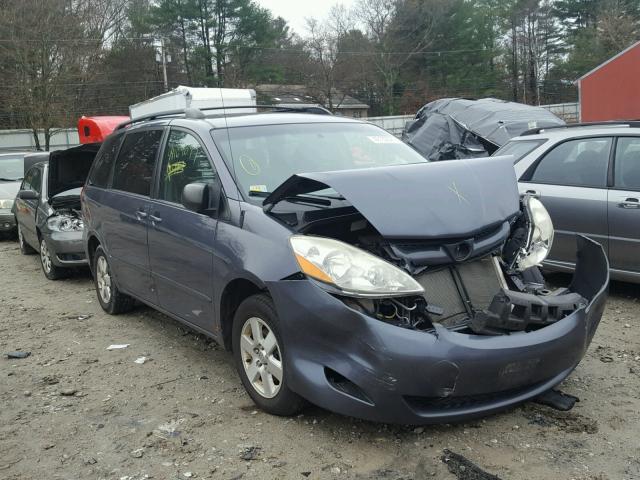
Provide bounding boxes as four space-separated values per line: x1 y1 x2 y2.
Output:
1 237 639 480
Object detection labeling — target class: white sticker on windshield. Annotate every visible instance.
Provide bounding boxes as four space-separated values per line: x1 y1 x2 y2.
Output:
367 135 401 144
249 184 268 193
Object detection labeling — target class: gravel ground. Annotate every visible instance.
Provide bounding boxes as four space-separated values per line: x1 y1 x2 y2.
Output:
1 236 639 480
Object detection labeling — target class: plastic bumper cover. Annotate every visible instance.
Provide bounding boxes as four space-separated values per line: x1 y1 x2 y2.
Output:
266 236 609 424
46 230 87 266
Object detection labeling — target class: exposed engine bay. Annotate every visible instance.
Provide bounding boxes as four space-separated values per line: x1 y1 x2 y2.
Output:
47 194 84 233
270 192 584 336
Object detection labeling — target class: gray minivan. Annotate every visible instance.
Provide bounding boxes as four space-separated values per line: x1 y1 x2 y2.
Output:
82 108 608 425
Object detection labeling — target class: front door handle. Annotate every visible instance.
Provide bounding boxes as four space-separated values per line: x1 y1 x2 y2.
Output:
149 214 162 223
135 209 148 221
618 197 640 209
525 189 541 198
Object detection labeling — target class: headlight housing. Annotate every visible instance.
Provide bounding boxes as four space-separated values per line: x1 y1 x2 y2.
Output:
289 235 424 297
0 199 14 209
47 215 84 232
517 196 554 270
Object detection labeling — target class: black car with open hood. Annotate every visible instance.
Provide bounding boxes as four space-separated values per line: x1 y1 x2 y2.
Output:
13 143 100 280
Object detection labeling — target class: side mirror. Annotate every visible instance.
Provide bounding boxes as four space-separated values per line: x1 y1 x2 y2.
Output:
17 189 38 200
182 182 222 215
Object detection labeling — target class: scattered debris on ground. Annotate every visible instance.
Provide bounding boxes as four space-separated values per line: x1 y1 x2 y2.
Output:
442 449 502 480
1 240 638 479
534 389 579 411
5 351 30 359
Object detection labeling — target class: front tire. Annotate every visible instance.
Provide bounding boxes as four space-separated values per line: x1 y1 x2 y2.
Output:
93 246 134 314
18 225 36 254
232 294 305 416
40 237 67 280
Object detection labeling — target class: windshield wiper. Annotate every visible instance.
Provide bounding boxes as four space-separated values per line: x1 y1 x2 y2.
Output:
297 192 345 201
0 177 22 181
284 194 332 206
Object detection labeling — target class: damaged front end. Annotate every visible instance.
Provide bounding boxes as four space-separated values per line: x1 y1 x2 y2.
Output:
265 157 606 338
262 157 608 424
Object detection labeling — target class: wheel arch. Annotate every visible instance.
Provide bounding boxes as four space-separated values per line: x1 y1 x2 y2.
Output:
219 277 267 351
86 234 102 271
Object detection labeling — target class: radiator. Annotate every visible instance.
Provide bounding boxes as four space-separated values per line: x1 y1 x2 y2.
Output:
415 256 504 328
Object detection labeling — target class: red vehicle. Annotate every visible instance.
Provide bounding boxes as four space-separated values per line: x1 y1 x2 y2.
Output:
77 116 129 144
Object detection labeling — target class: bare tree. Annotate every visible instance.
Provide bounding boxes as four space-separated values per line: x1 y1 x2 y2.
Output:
356 0 448 114
302 5 356 111
0 0 127 150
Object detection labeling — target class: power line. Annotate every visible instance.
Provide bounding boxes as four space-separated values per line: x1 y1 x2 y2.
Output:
0 37 498 56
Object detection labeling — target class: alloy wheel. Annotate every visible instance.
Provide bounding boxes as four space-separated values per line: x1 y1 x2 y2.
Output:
240 316 283 399
96 256 112 304
40 239 52 273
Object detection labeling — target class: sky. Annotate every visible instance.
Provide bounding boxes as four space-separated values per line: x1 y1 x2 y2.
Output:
256 0 358 36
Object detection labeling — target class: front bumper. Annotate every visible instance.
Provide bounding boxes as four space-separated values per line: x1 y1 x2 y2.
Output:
45 229 87 266
0 211 16 232
267 236 609 424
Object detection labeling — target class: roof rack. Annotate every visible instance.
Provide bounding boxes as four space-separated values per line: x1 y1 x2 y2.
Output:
115 104 332 131
521 120 640 136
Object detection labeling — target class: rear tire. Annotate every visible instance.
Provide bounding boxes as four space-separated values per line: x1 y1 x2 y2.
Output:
232 294 305 416
40 238 67 280
93 246 134 314
18 225 35 254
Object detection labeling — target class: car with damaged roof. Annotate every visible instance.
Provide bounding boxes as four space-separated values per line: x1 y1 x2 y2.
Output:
81 107 609 424
13 144 100 279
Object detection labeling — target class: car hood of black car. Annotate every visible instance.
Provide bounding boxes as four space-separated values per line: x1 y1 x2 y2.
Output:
48 143 100 199
263 155 520 239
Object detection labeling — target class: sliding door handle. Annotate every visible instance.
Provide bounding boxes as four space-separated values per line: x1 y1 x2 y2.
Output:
618 197 640 209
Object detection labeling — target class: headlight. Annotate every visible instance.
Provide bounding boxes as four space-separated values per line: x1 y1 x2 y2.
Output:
0 199 14 209
289 235 424 297
517 197 554 270
47 215 84 232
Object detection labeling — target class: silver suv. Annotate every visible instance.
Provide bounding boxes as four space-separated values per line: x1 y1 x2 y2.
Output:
494 122 640 283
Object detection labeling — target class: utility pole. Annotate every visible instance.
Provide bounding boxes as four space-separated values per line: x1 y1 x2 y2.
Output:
161 39 168 92
155 39 171 92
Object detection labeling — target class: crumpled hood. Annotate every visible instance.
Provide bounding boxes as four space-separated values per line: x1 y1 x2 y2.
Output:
264 156 520 239
0 181 21 202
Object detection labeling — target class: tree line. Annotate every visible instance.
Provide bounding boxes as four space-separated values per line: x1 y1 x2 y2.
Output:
0 0 638 149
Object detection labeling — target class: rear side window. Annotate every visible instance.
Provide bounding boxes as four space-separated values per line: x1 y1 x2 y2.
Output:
22 166 42 194
493 139 545 163
614 137 640 191
529 137 611 188
88 133 122 187
112 130 163 196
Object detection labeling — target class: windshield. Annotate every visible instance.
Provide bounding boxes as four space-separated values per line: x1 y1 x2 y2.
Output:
212 122 429 198
0 155 25 181
493 139 545 164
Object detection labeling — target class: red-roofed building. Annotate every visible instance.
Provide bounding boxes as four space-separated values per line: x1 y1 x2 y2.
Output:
577 40 640 122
